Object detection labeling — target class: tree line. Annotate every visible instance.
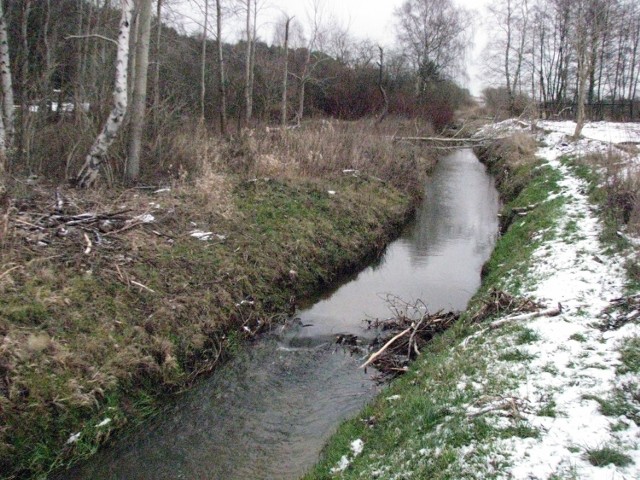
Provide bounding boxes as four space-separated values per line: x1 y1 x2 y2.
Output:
0 0 474 189
483 0 640 133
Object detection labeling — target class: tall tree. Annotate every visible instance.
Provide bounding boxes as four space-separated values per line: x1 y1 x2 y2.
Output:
200 0 209 121
281 15 292 127
215 0 227 134
76 0 136 188
243 0 252 124
153 0 163 126
395 0 471 91
0 0 15 149
127 0 153 182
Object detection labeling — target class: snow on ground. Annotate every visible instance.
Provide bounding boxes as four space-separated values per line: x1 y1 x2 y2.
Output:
472 121 640 479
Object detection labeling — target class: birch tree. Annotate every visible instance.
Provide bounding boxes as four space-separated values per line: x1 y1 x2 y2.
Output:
76 0 135 188
216 0 227 135
0 0 15 149
243 0 253 123
281 15 292 127
127 0 153 182
153 0 163 126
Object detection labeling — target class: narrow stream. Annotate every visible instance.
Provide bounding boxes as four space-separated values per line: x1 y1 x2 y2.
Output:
61 149 499 480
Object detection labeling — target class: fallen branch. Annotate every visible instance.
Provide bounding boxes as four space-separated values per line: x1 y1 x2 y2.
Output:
392 136 493 143
360 327 412 369
131 280 155 294
83 233 92 255
490 304 562 329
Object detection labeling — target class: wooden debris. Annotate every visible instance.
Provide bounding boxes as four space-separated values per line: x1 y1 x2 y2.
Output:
489 304 562 329
472 289 543 324
599 293 640 330
360 309 459 379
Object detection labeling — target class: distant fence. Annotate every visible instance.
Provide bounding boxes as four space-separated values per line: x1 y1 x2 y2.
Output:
539 101 640 122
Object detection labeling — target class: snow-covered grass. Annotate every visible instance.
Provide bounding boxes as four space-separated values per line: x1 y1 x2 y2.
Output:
306 120 640 480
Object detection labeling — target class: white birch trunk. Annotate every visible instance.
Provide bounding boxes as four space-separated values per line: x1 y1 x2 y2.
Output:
200 0 208 122
281 16 291 127
0 102 5 184
0 0 15 148
127 0 153 183
244 0 252 123
76 0 135 188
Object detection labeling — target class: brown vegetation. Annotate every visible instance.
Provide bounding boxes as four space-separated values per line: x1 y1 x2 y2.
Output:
0 118 438 478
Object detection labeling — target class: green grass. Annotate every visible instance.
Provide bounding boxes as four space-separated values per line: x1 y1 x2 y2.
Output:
569 333 587 342
0 176 412 479
586 446 633 467
515 328 541 345
499 349 536 362
618 336 640 374
479 162 564 295
538 399 558 417
303 140 568 480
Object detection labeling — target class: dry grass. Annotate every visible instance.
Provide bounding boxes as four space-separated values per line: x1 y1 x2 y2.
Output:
475 132 539 204
578 150 640 234
217 118 437 198
0 118 429 478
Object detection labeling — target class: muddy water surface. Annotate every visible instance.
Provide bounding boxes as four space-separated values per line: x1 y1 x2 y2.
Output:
62 149 499 480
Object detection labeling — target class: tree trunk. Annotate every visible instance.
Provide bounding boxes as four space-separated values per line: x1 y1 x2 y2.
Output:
153 0 162 127
200 0 208 122
76 0 135 188
249 0 257 120
19 0 31 165
127 0 153 183
574 3 591 139
216 0 227 135
243 0 252 124
281 16 291 127
0 0 15 148
376 46 389 124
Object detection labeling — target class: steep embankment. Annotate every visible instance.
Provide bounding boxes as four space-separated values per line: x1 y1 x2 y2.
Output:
306 121 640 479
0 172 415 479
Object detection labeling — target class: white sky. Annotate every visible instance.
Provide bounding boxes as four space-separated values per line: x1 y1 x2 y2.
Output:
172 0 493 95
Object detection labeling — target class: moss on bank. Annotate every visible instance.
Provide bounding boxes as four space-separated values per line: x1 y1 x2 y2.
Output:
0 175 412 479
303 134 567 479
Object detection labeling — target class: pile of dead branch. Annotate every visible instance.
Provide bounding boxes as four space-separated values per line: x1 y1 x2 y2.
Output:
361 308 459 379
471 289 543 323
599 293 640 331
1 186 160 258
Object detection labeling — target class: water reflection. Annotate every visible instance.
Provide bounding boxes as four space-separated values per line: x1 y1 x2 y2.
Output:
60 149 499 480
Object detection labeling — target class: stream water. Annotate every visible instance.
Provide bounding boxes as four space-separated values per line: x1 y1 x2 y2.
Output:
61 149 499 480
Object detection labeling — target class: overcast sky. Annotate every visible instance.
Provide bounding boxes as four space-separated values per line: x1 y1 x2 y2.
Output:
173 0 493 95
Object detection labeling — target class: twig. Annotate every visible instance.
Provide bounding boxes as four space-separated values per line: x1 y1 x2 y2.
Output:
65 34 118 46
407 315 427 359
131 280 155 294
0 265 21 280
490 305 562 329
360 327 412 369
83 233 92 255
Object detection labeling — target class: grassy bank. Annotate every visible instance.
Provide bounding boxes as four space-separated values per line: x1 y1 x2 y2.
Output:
305 124 640 479
0 121 435 479
303 133 567 479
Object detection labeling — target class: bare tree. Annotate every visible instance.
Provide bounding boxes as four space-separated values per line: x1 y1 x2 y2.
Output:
281 15 292 127
200 0 209 121
153 0 163 126
216 0 227 134
395 0 471 91
0 0 15 149
243 0 252 124
76 0 136 188
127 0 153 183
376 46 389 124
486 0 530 111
